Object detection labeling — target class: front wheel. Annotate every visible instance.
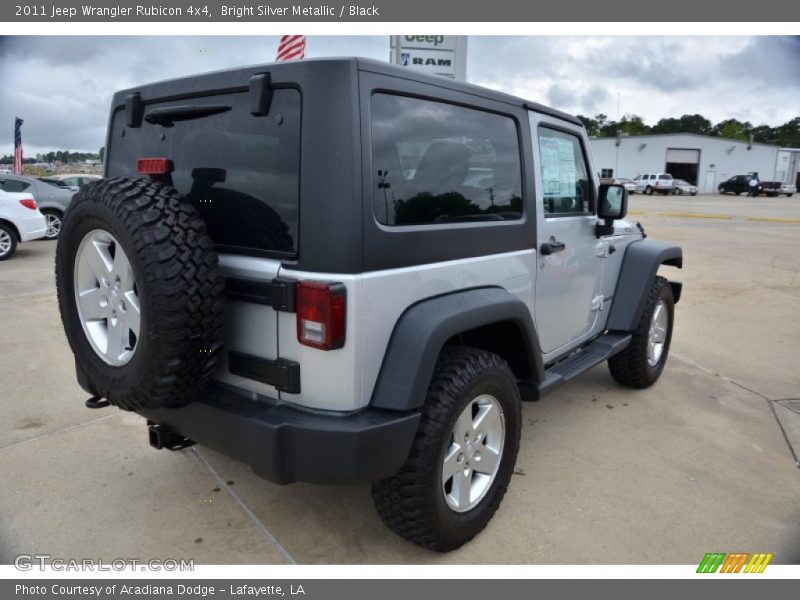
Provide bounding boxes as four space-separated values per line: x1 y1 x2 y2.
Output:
608 276 674 388
372 346 522 552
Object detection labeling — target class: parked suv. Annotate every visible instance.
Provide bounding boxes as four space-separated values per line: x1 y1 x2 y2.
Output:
633 173 674 195
55 58 682 552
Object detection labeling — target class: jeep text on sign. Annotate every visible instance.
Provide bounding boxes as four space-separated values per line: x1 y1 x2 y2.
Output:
391 35 458 51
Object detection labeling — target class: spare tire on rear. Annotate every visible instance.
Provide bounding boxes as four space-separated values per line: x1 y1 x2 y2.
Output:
56 177 225 411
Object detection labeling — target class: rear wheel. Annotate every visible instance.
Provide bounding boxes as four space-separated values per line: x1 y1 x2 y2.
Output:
0 223 17 260
56 178 225 411
372 346 522 552
645 186 653 195
608 276 674 389
41 209 63 240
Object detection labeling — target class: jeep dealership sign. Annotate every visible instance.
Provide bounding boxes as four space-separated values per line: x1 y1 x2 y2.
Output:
390 36 468 81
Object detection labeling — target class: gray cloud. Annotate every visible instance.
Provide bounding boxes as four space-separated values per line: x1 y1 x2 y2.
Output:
1 35 797 156
719 36 800 87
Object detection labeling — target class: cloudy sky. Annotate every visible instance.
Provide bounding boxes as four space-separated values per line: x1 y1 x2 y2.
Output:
0 35 798 155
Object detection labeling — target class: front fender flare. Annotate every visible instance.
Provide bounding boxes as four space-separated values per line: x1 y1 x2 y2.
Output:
606 239 682 332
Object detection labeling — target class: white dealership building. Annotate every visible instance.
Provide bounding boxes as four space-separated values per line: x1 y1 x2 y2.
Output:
589 133 800 193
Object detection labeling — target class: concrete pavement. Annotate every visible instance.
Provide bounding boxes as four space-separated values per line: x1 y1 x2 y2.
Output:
1 195 798 564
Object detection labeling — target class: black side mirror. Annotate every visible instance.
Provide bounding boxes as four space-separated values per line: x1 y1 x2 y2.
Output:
596 183 628 237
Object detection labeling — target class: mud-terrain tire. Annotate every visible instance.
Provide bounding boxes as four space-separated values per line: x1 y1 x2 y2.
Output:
372 346 522 552
608 275 674 389
55 178 225 411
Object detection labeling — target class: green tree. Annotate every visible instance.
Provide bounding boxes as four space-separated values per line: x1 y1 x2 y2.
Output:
771 117 800 147
617 114 650 136
576 113 614 137
714 119 751 140
651 114 713 135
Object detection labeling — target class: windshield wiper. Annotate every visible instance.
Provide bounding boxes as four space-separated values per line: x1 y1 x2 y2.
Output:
144 104 231 127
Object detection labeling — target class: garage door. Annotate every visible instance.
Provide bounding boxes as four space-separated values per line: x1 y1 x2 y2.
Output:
666 148 700 164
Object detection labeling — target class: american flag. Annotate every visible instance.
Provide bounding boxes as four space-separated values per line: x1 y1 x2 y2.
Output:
276 35 305 61
13 117 24 175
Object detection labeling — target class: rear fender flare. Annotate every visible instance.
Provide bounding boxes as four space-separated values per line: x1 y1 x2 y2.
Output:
370 287 544 411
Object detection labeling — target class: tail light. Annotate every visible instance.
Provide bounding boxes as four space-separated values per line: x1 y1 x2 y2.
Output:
137 158 174 175
19 198 37 210
296 281 346 350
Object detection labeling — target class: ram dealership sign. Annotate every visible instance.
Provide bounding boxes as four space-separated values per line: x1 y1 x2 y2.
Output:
390 36 468 81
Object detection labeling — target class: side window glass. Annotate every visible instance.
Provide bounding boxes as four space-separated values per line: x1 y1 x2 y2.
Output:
370 94 523 226
537 127 593 217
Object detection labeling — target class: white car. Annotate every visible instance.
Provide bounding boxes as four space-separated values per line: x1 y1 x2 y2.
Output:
614 178 638 194
672 179 698 196
0 189 48 260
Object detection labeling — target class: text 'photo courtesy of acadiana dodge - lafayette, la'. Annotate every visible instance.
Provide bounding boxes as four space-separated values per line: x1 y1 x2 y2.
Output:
32 4 380 18
15 584 306 596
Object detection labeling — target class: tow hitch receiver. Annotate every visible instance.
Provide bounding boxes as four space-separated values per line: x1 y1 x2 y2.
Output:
148 423 196 451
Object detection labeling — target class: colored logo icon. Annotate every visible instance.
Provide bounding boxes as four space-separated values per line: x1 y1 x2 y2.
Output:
697 552 773 573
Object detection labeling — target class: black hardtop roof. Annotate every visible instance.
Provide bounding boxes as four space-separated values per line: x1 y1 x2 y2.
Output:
112 56 582 127
354 58 582 125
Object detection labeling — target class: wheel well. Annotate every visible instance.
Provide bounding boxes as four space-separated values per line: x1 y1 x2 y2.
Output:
446 321 532 381
0 219 20 241
40 207 63 215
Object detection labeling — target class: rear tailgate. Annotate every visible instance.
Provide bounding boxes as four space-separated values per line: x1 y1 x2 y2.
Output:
105 84 302 401
656 175 673 189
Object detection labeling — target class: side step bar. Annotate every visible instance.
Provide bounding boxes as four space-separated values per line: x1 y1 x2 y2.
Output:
535 333 632 399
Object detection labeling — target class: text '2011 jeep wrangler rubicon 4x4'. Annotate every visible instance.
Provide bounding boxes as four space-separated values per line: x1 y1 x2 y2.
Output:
55 58 682 552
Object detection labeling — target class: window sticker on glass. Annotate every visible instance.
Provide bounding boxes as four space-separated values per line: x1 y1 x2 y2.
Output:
537 128 592 216
540 136 577 197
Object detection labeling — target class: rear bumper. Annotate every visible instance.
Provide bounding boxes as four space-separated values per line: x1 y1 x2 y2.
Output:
139 385 421 485
16 214 47 242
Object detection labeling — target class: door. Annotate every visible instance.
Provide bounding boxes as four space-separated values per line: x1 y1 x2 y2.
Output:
530 116 606 355
704 171 716 194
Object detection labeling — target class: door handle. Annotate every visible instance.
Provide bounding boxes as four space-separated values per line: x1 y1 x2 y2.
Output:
540 240 566 255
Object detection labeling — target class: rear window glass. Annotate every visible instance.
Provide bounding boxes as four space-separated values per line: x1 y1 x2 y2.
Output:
370 94 523 226
659 174 672 180
109 89 301 257
1 179 30 192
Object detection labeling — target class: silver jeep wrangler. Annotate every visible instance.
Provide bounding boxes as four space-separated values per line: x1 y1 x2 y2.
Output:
55 58 682 552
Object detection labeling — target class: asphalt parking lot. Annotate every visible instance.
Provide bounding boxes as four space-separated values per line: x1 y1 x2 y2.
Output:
1 193 798 565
